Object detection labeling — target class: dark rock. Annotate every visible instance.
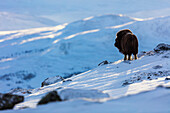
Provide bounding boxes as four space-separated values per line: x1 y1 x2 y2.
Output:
165 86 170 89
158 71 163 74
152 65 163 69
16 81 23 84
147 76 151 79
122 81 132 86
154 43 170 53
0 93 24 110
41 75 65 87
18 106 29 109
98 60 109 66
63 79 72 82
138 51 146 58
157 85 170 89
38 91 62 105
157 85 164 88
9 88 32 94
145 51 155 56
165 78 170 80
162 55 169 58
23 73 35 80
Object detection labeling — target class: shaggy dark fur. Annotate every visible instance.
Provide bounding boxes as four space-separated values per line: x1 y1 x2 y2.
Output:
114 29 138 60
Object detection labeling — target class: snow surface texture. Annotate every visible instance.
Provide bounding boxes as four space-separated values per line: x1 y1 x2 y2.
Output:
0 1 170 112
1 0 170 30
0 14 170 92
2 46 170 113
0 12 59 31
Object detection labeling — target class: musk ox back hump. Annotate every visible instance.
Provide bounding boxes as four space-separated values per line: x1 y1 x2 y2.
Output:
121 33 138 55
115 29 132 52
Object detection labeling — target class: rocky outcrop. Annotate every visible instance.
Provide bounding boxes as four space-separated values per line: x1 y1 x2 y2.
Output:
37 91 62 105
122 70 170 86
41 75 65 87
138 43 170 57
38 88 109 105
98 60 110 66
0 93 24 110
9 88 32 94
154 43 170 53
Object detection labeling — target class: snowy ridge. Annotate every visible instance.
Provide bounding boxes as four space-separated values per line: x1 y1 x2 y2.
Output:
3 45 169 113
1 0 170 30
0 12 59 31
0 14 170 92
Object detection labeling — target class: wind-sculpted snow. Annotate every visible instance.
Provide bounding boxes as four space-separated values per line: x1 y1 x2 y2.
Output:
0 12 59 31
0 15 170 93
3 44 169 113
59 88 109 100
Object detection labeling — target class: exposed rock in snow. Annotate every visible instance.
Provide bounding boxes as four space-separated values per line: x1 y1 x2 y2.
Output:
37 88 109 106
122 43 170 86
154 43 170 53
165 77 170 80
9 88 32 95
38 91 62 105
59 88 109 100
0 93 24 110
3 43 169 113
152 65 163 69
138 43 170 57
41 75 64 87
98 60 110 66
122 70 170 86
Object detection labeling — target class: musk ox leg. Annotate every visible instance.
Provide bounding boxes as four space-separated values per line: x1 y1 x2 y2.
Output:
134 54 138 60
124 54 127 60
128 54 132 60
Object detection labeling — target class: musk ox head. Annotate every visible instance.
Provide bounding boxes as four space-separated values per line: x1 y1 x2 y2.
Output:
114 29 132 52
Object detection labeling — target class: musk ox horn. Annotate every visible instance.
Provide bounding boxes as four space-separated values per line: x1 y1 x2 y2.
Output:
114 29 138 60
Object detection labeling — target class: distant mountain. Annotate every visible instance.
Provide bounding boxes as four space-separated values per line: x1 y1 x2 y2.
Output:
0 12 59 31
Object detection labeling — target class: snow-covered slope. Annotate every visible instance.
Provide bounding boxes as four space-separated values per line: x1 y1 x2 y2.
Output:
0 12 59 31
0 15 170 92
3 44 170 113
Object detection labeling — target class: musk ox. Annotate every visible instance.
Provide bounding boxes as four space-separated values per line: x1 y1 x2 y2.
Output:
114 29 138 60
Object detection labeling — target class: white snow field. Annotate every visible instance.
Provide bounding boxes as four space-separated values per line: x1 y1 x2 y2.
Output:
1 0 170 30
0 15 170 92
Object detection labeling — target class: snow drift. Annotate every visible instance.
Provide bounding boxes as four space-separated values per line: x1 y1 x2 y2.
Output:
2 43 169 113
